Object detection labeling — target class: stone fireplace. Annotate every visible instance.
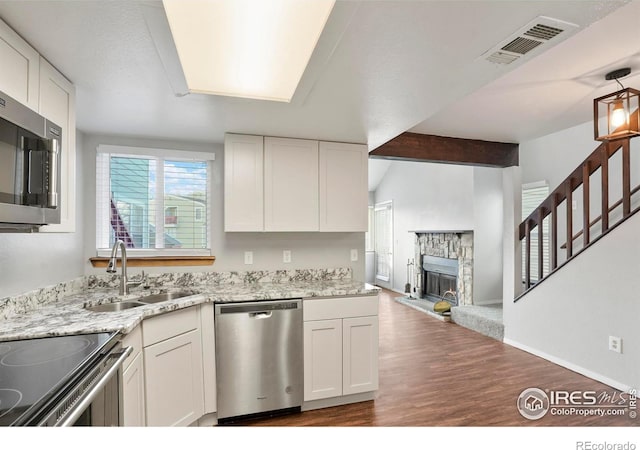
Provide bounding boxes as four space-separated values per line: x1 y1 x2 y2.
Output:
413 231 473 306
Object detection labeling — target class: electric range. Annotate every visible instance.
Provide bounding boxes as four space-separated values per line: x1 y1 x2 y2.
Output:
0 332 120 426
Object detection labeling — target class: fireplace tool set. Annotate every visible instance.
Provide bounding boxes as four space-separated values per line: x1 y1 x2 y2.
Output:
405 259 414 298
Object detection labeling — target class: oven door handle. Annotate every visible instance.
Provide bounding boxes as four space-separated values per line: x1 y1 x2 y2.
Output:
56 346 132 427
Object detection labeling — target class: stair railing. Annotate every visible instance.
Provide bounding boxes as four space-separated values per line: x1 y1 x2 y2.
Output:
518 137 635 294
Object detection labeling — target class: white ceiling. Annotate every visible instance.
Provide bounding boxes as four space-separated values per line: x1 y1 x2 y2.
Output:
0 0 636 156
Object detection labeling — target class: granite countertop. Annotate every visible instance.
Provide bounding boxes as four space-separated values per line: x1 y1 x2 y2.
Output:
0 279 379 342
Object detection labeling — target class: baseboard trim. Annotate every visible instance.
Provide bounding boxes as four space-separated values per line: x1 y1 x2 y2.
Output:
503 337 633 392
302 391 376 411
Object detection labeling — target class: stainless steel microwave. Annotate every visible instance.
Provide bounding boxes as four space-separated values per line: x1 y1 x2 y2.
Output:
0 89 61 232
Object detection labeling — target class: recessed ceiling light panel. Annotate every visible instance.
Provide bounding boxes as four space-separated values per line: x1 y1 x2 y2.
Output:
163 0 335 102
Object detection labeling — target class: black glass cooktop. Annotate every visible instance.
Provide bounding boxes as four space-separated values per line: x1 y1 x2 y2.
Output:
0 333 116 426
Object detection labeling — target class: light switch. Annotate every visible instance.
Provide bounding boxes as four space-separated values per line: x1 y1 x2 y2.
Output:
350 249 358 262
244 251 253 265
283 250 291 263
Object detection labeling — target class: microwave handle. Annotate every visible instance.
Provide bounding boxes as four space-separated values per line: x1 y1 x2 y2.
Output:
47 138 60 208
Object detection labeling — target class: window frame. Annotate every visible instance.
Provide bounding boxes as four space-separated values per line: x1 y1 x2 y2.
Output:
95 145 214 257
374 200 393 283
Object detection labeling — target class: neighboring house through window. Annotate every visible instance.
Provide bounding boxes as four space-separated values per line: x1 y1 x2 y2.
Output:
96 145 214 256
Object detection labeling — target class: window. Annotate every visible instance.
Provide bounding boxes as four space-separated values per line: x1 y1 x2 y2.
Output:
195 207 204 222
165 207 178 226
96 145 214 255
522 181 550 283
374 201 393 282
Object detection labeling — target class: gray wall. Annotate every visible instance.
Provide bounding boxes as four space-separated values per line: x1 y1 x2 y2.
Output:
505 119 640 390
504 211 640 391
372 160 501 295
82 134 365 280
472 167 504 304
0 132 85 297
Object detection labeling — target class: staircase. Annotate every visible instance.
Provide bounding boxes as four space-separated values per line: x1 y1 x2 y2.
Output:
518 135 640 299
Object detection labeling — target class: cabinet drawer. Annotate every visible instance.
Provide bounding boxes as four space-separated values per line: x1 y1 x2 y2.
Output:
121 324 142 371
143 306 198 347
303 295 378 321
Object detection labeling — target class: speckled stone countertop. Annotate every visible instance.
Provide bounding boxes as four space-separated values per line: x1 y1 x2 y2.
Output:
0 273 379 342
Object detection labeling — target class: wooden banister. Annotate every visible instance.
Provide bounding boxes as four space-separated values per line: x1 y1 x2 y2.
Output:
560 183 640 249
518 136 636 296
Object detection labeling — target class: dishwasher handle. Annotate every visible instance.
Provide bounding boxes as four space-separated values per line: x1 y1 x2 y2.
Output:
216 300 301 315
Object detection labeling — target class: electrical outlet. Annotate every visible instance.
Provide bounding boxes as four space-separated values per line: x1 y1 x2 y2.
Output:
283 250 291 263
244 251 253 265
350 249 358 262
609 336 622 354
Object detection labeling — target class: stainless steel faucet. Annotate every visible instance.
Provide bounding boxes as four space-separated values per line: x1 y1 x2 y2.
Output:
107 240 145 295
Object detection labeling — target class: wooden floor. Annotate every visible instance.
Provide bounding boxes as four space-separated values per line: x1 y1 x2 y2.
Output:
245 289 636 427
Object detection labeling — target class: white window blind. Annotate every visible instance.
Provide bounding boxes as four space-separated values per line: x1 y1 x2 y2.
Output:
365 206 374 252
522 182 550 282
96 145 213 255
374 201 393 282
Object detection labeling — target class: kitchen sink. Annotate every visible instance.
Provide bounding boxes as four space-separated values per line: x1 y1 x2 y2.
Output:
135 290 195 304
85 301 146 313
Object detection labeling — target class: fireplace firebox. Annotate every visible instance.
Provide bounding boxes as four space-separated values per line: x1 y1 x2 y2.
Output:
421 255 459 305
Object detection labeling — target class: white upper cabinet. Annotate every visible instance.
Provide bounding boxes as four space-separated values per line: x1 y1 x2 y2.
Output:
224 134 368 232
264 137 319 231
319 142 368 232
224 134 264 231
0 19 39 110
38 58 76 233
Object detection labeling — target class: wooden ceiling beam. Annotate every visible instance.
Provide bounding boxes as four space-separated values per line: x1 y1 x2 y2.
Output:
369 132 519 168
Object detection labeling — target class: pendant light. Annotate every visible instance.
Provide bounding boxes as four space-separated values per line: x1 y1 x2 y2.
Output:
593 68 640 141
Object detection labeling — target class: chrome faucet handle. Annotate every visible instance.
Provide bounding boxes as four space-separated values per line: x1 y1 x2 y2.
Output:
127 270 146 288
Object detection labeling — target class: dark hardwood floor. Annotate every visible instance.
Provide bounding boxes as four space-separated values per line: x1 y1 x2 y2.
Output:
245 289 637 427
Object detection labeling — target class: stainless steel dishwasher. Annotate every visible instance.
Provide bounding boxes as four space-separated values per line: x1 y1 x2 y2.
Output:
215 299 303 421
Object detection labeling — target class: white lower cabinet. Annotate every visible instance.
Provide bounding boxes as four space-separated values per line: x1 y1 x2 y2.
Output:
303 295 379 403
303 319 343 401
144 329 204 426
342 316 379 395
121 352 146 426
142 306 204 427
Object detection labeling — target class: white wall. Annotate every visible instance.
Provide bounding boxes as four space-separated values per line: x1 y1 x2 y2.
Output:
0 131 85 297
506 119 640 390
372 160 475 293
473 167 504 304
504 211 640 391
372 160 505 299
81 134 365 280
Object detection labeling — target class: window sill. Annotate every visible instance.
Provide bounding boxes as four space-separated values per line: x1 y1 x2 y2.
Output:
89 256 216 268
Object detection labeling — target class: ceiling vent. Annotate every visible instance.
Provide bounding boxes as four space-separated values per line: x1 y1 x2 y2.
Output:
482 16 579 65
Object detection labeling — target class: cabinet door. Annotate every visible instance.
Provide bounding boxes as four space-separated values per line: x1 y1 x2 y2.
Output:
224 133 264 231
144 329 204 426
303 319 342 401
342 316 379 395
38 58 77 233
319 142 368 232
121 352 146 427
264 137 319 231
0 19 39 110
